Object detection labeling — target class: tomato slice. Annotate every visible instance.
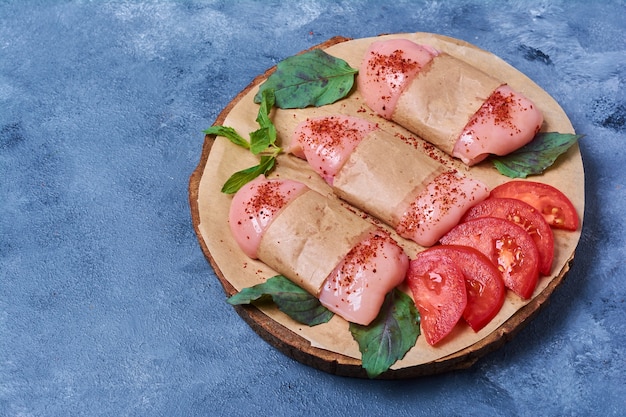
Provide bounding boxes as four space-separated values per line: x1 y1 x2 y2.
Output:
406 253 467 346
461 197 554 275
417 245 506 332
440 217 540 299
489 181 579 231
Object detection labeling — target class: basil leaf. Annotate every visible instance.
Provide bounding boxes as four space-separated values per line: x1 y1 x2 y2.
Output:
227 275 334 326
350 288 420 379
221 155 276 194
203 125 250 150
254 49 358 109
492 132 583 178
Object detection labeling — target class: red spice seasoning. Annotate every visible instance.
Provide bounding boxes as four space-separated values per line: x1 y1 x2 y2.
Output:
300 116 365 150
326 233 391 299
244 181 293 222
397 172 479 236
296 116 368 177
366 49 420 110
464 88 525 141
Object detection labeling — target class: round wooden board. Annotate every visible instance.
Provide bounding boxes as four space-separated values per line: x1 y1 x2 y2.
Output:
189 33 584 379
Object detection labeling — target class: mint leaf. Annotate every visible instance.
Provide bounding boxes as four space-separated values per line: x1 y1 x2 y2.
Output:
221 155 276 194
254 49 358 109
249 126 275 155
255 88 276 131
492 132 583 178
203 125 250 149
349 289 420 379
251 89 278 154
210 89 283 194
227 275 334 326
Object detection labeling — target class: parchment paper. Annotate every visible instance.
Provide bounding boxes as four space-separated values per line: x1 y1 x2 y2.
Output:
393 53 503 154
194 32 584 368
257 188 376 296
333 129 444 226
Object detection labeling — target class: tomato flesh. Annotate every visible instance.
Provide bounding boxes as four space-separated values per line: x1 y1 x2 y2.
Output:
417 245 506 332
440 217 540 299
461 197 554 275
489 181 579 231
406 254 467 346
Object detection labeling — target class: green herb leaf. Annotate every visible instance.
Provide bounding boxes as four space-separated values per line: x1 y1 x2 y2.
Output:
492 132 584 178
203 125 250 150
349 288 420 379
227 275 334 326
254 49 358 109
250 126 276 155
220 155 276 194
212 89 283 194
250 89 278 154
255 88 276 130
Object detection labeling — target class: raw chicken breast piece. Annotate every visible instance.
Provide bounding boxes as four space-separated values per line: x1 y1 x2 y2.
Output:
357 39 438 119
289 115 377 185
396 171 490 247
229 175 307 259
453 85 543 165
291 115 489 246
229 176 409 326
319 230 408 325
358 38 543 165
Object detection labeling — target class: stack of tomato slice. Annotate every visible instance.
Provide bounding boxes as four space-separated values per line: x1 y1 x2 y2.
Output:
406 181 579 346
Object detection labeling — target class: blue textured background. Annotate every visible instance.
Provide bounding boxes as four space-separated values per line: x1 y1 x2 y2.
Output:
1 1 624 416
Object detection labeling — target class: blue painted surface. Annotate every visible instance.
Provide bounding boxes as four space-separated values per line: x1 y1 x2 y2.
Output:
1 1 625 416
